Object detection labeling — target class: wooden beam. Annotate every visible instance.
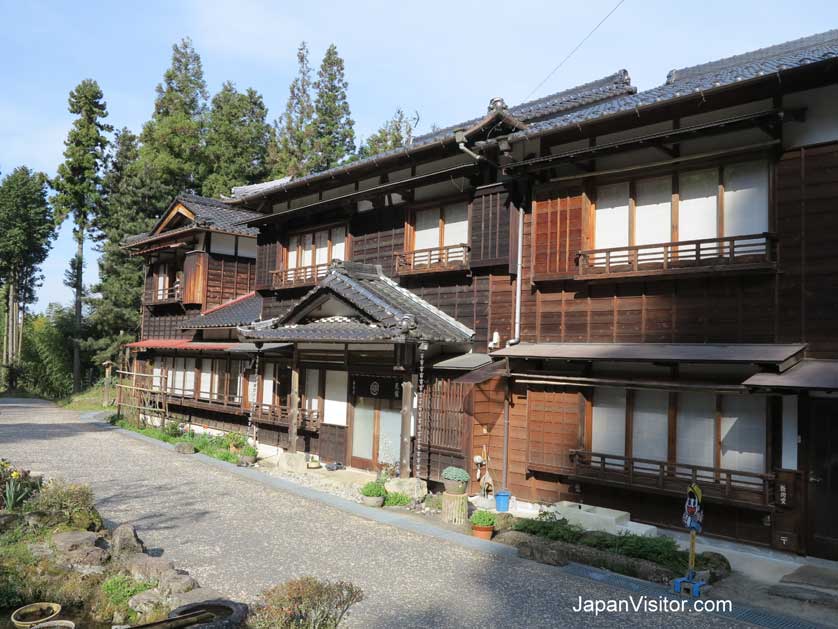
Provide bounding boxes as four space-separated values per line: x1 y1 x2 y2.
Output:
288 357 300 454
400 379 413 478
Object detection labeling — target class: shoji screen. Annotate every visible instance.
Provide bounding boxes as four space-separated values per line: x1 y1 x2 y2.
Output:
678 168 718 245
261 363 275 407
591 387 626 458
323 370 348 426
720 395 766 474
414 208 440 250
594 183 630 250
635 176 671 249
632 390 669 467
676 392 715 477
724 160 769 236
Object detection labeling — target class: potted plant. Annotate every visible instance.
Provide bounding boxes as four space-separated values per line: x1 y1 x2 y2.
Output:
359 481 387 507
470 510 496 540
441 466 470 495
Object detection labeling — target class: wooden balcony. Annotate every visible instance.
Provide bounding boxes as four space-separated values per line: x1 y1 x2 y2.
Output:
252 404 320 432
567 449 776 510
271 263 331 289
574 233 777 281
395 244 470 276
143 283 182 305
164 388 246 415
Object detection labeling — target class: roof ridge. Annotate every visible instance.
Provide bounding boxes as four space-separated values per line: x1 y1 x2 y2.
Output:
667 29 838 84
509 69 633 115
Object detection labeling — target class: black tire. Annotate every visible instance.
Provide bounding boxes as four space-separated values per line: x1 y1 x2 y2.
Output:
167 599 249 628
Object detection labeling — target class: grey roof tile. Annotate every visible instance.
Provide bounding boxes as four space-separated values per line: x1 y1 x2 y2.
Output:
183 292 262 329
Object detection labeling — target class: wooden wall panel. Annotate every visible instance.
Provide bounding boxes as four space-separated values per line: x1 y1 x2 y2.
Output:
255 228 279 291
470 187 511 268
141 307 197 340
319 424 347 464
205 254 255 310
527 387 581 472
182 251 207 304
350 206 405 275
531 189 584 278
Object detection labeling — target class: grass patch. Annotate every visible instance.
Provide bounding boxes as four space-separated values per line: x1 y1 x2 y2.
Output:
101 575 156 607
113 417 241 464
383 492 411 507
60 383 109 412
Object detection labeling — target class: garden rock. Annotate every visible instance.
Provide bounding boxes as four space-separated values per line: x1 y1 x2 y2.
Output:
0 511 22 533
494 512 515 532
129 588 168 614
159 569 198 596
112 523 145 555
24 510 50 528
125 553 175 581
385 477 428 499
175 442 196 454
52 530 99 552
170 587 224 608
65 544 109 565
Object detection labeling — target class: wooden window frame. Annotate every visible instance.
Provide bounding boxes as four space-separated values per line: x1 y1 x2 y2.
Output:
405 202 469 252
283 222 350 272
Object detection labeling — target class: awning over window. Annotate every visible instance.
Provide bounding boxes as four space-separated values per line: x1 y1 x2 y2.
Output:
432 353 492 371
453 360 507 384
744 359 838 391
492 342 806 371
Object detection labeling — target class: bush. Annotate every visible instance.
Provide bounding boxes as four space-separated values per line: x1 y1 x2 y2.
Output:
101 574 156 607
1 460 41 511
248 577 363 629
163 420 182 438
513 516 585 544
441 466 470 482
359 481 386 498
24 479 103 530
383 492 411 507
241 444 258 458
222 431 248 450
423 493 442 511
470 510 496 527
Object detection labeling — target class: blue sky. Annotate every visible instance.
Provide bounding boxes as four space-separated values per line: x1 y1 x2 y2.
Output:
2 0 837 313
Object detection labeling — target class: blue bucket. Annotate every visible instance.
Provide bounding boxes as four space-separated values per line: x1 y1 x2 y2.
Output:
495 490 511 513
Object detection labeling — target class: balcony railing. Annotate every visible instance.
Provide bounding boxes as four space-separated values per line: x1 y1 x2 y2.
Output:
567 449 775 509
395 244 470 275
271 263 331 289
252 405 320 432
144 283 182 305
162 387 246 415
575 233 777 280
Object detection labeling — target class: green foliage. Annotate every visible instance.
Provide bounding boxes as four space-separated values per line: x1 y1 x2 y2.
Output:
241 444 258 458
4 478 33 511
248 576 364 629
24 479 102 531
222 431 248 449
0 460 41 511
358 109 415 158
18 306 77 400
469 510 496 527
359 481 387 498
512 516 585 544
441 466 470 482
202 81 271 197
423 493 442 511
383 492 411 507
310 44 355 172
269 42 315 179
114 419 242 464
101 574 156 607
163 420 183 438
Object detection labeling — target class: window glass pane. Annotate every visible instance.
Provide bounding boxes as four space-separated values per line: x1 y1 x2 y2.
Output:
304 368 319 410
261 363 274 407
632 390 669 467
443 203 469 246
721 395 766 474
287 235 298 269
184 358 195 393
352 398 375 460
199 363 212 399
228 361 241 398
595 182 629 249
782 396 798 470
152 358 162 390
212 360 221 400
591 387 626 459
676 392 715 476
724 160 768 236
315 229 329 265
378 403 402 465
300 233 313 267
331 226 346 261
635 176 671 251
414 208 440 250
323 370 348 426
679 168 718 246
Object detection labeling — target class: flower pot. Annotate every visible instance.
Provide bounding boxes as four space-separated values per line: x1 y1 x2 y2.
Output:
471 524 494 540
11 602 61 628
443 479 467 495
361 495 385 507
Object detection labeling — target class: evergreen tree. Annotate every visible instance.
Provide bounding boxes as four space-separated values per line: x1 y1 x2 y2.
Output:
310 44 355 173
0 167 55 388
268 42 315 179
358 108 416 158
202 82 271 197
139 37 208 202
87 128 159 363
52 79 112 392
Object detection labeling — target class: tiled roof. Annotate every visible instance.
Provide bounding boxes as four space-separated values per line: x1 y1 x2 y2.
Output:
124 339 238 351
182 292 262 329
224 71 635 204
240 261 474 344
514 29 838 140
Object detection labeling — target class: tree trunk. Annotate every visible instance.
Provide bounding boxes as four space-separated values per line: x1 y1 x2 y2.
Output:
73 235 83 392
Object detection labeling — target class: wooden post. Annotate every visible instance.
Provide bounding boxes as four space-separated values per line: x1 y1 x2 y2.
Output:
288 358 300 454
103 361 113 407
442 492 469 525
400 379 413 478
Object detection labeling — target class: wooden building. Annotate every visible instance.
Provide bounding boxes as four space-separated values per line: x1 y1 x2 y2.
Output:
124 30 838 560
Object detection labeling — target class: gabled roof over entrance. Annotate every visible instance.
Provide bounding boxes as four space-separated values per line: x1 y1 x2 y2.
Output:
239 261 474 344
182 292 262 329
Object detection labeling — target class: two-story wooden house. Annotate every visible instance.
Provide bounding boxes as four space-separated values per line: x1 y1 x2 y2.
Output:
124 30 838 560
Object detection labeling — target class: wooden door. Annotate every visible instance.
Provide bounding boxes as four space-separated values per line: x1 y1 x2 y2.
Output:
350 396 401 471
808 398 838 560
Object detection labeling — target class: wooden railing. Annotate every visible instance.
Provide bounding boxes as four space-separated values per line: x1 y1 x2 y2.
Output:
144 283 182 304
568 449 775 508
395 244 470 275
271 263 331 289
165 388 245 414
575 233 777 280
252 405 320 432
420 379 466 452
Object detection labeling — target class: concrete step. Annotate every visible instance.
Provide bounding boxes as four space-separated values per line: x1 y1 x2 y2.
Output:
780 564 838 591
767 583 838 609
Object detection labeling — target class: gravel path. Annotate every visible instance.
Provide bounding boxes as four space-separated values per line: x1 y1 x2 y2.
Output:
0 399 748 628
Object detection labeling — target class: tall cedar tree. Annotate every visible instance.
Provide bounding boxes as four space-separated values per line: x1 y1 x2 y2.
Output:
358 108 415 158
202 82 272 197
311 44 355 173
268 42 315 179
52 79 112 392
139 37 208 204
0 167 55 387
87 128 159 363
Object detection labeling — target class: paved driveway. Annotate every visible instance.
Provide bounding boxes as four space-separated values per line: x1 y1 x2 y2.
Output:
0 399 747 628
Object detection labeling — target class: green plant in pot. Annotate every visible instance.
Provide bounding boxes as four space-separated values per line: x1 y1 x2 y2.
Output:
441 466 470 495
359 481 387 507
470 509 496 540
